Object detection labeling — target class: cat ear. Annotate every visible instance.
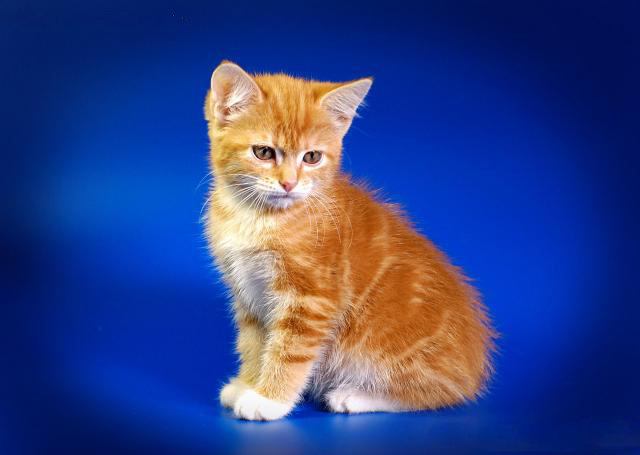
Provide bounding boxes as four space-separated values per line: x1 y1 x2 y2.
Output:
319 78 373 131
210 61 263 125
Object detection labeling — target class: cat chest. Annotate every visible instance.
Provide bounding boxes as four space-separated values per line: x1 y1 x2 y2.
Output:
218 249 279 322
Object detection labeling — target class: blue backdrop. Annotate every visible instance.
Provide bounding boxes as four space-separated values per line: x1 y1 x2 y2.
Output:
2 1 639 454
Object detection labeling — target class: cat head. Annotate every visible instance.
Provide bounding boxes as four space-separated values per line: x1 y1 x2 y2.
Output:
205 61 371 211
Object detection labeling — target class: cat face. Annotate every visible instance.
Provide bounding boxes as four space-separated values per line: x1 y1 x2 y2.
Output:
205 62 371 211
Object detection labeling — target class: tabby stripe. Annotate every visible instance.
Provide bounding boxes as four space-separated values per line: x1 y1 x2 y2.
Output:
276 317 325 338
279 353 315 364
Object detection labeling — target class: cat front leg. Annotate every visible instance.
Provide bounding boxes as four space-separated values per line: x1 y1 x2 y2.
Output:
220 309 265 409
232 295 335 420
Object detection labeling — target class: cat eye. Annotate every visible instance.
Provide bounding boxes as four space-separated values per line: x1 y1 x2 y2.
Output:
252 145 275 161
303 151 323 164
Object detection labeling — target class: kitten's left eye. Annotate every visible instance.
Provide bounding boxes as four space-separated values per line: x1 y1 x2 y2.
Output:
303 151 323 164
253 145 275 161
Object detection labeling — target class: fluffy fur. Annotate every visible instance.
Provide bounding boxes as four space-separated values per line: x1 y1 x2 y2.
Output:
204 61 496 420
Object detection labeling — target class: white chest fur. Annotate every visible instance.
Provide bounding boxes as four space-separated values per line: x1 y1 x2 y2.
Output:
207 191 284 323
218 248 278 323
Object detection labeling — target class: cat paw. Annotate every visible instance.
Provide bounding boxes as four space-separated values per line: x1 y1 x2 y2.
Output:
325 389 363 413
325 389 398 414
233 388 292 421
219 379 249 409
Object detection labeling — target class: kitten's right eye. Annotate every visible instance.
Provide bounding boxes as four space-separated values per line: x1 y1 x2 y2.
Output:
252 145 275 161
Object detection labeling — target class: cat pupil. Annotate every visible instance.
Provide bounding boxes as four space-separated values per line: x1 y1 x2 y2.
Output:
304 151 321 164
253 145 274 160
252 146 321 164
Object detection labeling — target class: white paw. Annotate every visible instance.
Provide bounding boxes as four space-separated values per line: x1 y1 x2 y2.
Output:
325 389 363 413
219 380 248 409
233 389 292 421
325 389 398 414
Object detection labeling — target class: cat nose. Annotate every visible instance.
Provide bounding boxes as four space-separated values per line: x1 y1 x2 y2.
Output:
280 180 297 193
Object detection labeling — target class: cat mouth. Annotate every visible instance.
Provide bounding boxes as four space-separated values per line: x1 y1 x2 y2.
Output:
265 191 300 200
263 192 302 208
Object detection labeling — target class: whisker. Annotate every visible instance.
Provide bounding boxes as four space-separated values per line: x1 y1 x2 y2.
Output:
317 191 354 248
200 194 212 216
306 196 326 245
195 172 213 192
311 194 341 244
302 197 319 247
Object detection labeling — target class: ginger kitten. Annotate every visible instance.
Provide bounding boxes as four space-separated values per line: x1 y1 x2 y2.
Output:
204 61 496 420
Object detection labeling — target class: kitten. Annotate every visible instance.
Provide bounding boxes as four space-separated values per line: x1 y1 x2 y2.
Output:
204 61 496 420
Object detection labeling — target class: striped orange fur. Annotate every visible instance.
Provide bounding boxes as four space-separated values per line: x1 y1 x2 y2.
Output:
204 61 496 420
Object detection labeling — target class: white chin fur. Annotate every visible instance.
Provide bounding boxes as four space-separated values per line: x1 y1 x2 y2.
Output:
264 195 300 209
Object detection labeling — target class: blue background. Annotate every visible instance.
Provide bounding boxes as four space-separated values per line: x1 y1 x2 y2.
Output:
2 1 639 453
